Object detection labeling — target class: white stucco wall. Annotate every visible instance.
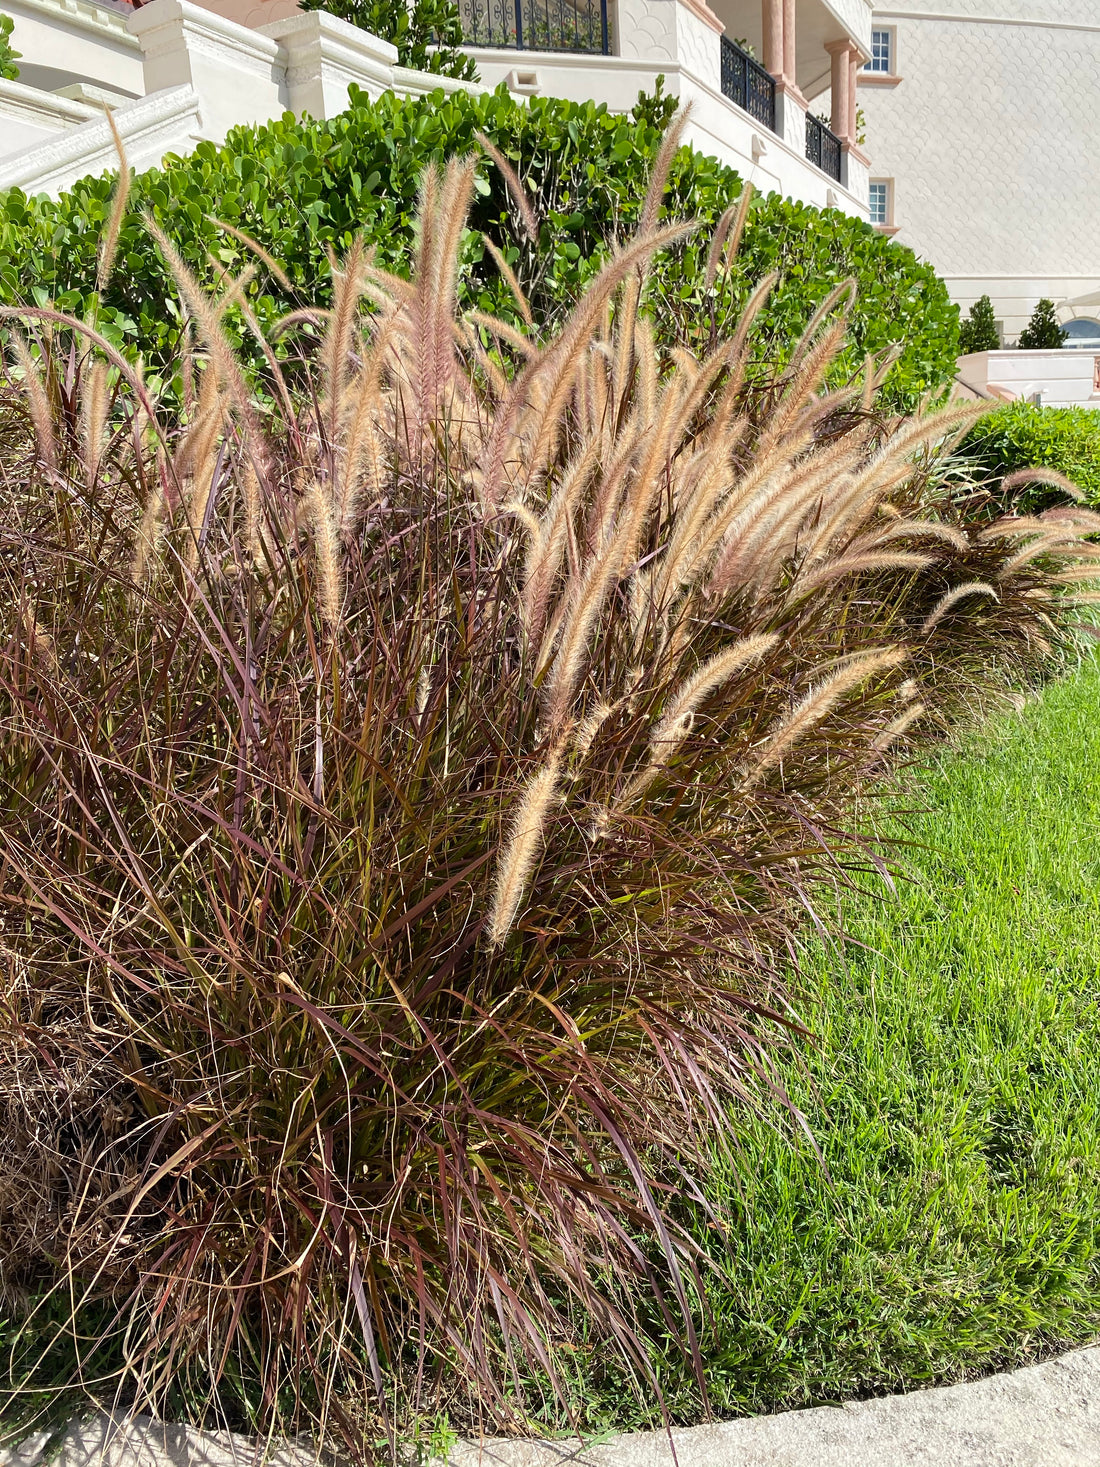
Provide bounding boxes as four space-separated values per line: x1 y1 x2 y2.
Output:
958 347 1100 407
857 0 1100 338
0 78 97 154
4 0 145 97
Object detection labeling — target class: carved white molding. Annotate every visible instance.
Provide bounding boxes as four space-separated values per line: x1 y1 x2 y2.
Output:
262 9 397 109
0 83 203 194
0 78 97 131
130 0 284 79
5 0 139 48
392 64 484 97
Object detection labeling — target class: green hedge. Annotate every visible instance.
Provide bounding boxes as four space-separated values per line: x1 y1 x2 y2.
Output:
0 85 959 408
959 402 1100 508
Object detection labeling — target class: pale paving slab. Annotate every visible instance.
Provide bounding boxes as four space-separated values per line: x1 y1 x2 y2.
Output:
5 1347 1100 1467
450 1348 1100 1467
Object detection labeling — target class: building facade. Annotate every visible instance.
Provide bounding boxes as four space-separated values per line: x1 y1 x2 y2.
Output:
0 0 874 215
856 0 1100 342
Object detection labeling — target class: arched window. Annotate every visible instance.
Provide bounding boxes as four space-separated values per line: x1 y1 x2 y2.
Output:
1063 317 1100 348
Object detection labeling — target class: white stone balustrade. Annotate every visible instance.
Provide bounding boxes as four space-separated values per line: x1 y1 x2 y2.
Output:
128 0 286 143
261 9 397 116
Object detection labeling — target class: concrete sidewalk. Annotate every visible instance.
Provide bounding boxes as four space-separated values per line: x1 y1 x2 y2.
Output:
6 1346 1100 1467
450 1346 1100 1465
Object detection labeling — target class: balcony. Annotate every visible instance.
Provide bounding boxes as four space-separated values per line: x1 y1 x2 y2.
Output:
719 36 775 133
458 0 609 52
461 0 873 220
805 110 841 181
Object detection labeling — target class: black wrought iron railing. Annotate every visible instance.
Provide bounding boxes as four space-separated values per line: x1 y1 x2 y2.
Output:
719 36 776 132
805 112 842 181
459 0 609 52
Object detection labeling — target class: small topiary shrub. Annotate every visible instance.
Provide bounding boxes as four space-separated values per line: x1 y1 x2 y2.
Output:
1018 297 1068 350
0 86 959 410
298 0 476 79
958 401 1100 509
958 293 999 354
0 15 20 82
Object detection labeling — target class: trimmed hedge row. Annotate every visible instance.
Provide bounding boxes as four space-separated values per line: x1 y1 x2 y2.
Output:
960 402 1100 508
0 84 960 408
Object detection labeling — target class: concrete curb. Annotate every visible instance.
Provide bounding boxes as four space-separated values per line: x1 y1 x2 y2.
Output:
6 1346 1100 1467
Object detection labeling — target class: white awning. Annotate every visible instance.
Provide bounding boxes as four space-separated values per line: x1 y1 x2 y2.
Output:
1056 288 1100 313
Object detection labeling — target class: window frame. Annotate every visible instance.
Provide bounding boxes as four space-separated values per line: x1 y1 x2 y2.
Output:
868 178 892 228
865 27 894 74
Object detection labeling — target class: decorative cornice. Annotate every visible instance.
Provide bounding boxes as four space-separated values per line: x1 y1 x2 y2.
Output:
6 0 140 48
0 83 202 194
873 6 1100 33
395 63 486 96
264 9 398 65
129 0 283 73
775 76 807 105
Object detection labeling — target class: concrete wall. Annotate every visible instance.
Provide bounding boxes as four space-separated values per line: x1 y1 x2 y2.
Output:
957 347 1100 408
857 0 1100 338
4 0 145 97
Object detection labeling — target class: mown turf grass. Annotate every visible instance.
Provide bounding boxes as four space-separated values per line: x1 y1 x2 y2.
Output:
686 650 1100 1418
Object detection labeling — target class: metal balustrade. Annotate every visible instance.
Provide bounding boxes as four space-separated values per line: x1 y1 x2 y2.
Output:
459 0 609 52
719 36 776 132
805 111 842 182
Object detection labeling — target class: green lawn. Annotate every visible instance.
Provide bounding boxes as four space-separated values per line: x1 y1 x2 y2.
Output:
688 650 1100 1417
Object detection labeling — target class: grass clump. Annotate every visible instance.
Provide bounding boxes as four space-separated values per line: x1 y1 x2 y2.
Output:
0 131 1097 1457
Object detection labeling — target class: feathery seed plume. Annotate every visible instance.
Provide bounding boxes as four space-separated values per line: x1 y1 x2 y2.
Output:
921 581 999 633
488 758 561 945
746 647 907 783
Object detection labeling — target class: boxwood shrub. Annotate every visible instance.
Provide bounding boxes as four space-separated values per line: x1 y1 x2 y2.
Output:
959 401 1100 508
0 84 959 408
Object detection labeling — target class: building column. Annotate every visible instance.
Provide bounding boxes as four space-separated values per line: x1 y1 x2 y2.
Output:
761 0 783 79
781 0 797 85
847 43 858 140
825 38 850 139
822 37 871 203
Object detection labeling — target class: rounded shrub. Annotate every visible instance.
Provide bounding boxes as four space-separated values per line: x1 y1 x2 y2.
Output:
959 401 1100 509
1018 298 1068 350
0 85 958 409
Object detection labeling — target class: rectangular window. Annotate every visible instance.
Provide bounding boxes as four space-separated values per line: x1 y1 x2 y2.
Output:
865 28 892 72
868 180 889 226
